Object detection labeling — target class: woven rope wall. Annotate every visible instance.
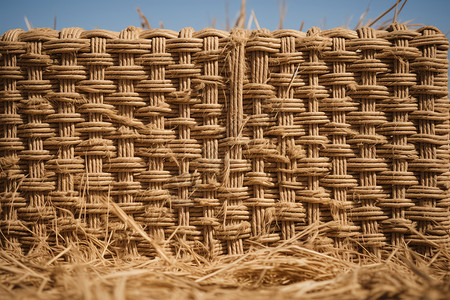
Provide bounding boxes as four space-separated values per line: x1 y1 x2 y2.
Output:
0 24 449 258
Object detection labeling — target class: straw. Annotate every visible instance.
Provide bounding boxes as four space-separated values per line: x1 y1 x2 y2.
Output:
136 7 151 29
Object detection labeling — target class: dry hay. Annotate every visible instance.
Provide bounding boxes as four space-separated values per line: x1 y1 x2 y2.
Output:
0 226 449 300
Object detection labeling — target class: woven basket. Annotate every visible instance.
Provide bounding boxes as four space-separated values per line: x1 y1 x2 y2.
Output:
0 23 449 258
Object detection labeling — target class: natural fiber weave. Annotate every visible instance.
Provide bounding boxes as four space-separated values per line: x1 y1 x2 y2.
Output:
0 24 449 258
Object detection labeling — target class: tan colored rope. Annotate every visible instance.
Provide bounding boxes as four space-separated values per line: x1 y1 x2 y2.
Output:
0 24 448 259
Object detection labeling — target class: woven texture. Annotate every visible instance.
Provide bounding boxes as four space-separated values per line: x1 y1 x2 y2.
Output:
0 24 449 258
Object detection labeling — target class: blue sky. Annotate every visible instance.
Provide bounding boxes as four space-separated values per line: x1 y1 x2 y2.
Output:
1 0 449 34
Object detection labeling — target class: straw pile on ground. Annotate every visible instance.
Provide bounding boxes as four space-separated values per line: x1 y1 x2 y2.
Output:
1 229 449 300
